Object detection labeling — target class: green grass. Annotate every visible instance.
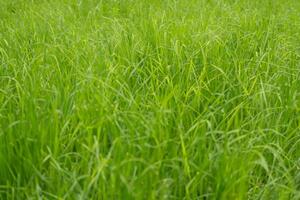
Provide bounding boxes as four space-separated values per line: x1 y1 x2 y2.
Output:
1 0 300 199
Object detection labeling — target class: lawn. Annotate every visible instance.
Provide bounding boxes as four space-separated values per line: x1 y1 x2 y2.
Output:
0 0 300 199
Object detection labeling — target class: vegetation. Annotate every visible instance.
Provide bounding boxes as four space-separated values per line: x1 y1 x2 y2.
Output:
1 0 300 199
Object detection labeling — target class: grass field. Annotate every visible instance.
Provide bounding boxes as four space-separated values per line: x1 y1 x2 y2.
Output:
1 0 300 199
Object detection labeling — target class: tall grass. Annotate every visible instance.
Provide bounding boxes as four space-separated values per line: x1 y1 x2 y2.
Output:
1 0 300 199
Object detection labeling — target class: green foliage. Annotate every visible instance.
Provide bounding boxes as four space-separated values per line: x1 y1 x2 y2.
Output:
0 0 300 199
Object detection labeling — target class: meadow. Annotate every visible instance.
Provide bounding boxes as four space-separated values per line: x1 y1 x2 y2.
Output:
0 0 300 199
